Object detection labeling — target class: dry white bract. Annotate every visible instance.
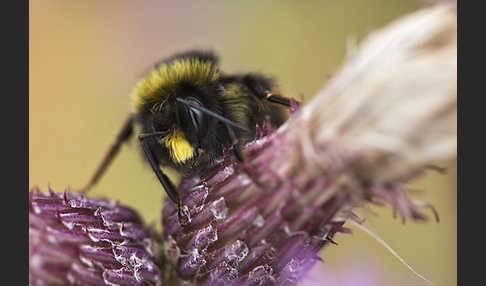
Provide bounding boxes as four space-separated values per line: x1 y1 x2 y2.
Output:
279 4 457 187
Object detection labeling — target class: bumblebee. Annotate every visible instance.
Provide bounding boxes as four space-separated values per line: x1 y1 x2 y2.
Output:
80 50 294 223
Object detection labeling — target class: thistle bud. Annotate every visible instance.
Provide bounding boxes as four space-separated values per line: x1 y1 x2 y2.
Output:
29 188 162 286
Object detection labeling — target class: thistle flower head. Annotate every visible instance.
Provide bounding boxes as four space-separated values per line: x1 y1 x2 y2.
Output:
160 117 436 285
160 4 457 285
29 187 162 286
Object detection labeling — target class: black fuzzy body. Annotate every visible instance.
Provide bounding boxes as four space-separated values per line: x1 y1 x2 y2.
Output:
133 50 288 177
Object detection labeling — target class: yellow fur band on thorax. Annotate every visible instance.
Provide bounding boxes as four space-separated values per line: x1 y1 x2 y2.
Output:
161 130 194 163
131 58 219 112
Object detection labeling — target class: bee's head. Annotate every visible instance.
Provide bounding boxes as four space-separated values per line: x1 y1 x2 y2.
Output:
154 93 211 135
149 89 226 164
131 51 222 164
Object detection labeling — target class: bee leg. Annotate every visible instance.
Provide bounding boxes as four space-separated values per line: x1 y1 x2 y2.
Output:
265 92 300 108
79 116 134 194
225 123 244 163
138 134 189 226
240 74 300 108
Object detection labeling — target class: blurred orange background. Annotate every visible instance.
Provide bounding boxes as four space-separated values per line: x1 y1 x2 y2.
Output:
30 1 456 285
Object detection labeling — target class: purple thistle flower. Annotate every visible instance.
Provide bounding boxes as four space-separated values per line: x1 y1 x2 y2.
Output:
29 4 456 286
29 187 162 286
161 121 428 285
159 4 458 275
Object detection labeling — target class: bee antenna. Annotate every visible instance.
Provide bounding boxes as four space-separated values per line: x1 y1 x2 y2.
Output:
176 97 250 132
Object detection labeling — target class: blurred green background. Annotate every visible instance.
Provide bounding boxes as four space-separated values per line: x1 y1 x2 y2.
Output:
30 1 456 285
